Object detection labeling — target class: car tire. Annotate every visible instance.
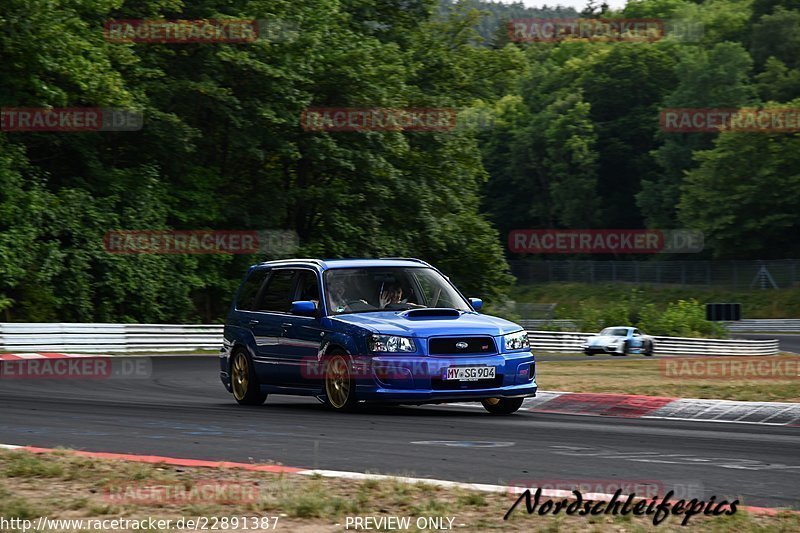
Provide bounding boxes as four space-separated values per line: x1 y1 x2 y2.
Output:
619 340 630 356
643 341 654 356
323 351 359 411
231 349 267 406
584 350 595 356
481 397 524 415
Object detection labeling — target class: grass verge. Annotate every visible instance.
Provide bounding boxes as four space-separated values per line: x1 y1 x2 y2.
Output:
0 449 798 532
538 354 800 402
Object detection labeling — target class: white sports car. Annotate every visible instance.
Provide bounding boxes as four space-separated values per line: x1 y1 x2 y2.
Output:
582 326 655 356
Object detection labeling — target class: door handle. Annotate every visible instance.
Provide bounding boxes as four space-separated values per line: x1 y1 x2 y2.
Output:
281 323 293 329
248 319 260 325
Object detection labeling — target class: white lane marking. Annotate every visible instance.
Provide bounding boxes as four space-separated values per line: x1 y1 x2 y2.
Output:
296 469 621 501
298 469 510 492
450 394 800 427
0 353 111 360
643 415 793 426
550 446 800 472
760 406 796 423
411 441 515 448
686 403 724 419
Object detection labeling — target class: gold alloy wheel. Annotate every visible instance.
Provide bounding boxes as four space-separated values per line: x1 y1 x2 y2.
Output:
232 352 249 401
484 398 501 406
325 355 351 409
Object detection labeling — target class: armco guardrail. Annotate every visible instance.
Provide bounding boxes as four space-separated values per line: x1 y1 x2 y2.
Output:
527 330 779 356
521 319 800 334
0 323 224 352
0 323 780 356
725 319 800 333
518 319 578 330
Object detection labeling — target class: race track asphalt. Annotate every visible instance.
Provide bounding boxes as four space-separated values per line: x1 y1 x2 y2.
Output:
0 356 798 509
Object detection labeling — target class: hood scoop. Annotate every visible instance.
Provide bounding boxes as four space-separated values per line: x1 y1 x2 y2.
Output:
400 308 461 319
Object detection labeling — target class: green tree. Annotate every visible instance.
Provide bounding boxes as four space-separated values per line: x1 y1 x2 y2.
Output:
678 100 800 258
638 43 756 228
578 44 678 228
755 56 800 101
750 7 800 70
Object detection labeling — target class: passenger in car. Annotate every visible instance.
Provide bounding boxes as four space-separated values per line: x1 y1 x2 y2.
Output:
329 276 370 313
328 277 349 313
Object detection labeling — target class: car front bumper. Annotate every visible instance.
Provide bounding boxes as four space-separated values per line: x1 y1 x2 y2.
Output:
583 344 622 354
352 351 536 403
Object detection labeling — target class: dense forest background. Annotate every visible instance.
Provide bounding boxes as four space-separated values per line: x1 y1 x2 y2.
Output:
1 0 799 322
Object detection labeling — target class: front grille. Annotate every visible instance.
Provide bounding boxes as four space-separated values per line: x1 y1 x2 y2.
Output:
428 336 496 355
431 375 504 390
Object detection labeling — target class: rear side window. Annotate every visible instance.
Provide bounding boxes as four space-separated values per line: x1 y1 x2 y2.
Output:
257 269 296 313
236 269 269 311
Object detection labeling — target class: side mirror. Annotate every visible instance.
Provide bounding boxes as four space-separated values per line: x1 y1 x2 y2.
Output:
290 300 317 316
469 298 483 311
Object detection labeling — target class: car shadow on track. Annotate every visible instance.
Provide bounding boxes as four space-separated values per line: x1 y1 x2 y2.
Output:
227 399 497 418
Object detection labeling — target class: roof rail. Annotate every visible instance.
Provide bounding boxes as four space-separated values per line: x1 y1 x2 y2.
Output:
379 257 431 266
262 258 324 266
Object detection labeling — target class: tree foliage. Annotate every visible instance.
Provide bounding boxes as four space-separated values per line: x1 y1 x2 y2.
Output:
1 0 513 322
2 0 800 322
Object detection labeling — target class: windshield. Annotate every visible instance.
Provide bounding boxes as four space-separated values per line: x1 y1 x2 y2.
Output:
324 267 471 315
600 328 629 337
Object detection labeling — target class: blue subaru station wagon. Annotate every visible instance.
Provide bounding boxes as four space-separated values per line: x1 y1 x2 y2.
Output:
220 258 536 414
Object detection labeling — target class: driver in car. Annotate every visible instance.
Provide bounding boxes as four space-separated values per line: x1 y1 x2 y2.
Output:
379 283 423 310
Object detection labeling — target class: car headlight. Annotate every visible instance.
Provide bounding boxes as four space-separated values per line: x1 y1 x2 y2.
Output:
369 335 416 353
505 330 531 351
